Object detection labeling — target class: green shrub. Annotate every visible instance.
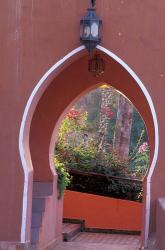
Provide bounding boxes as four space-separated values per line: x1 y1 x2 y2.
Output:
55 159 71 199
129 151 149 178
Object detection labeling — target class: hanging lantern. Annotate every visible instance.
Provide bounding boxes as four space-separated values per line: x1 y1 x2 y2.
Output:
80 0 102 53
88 54 105 77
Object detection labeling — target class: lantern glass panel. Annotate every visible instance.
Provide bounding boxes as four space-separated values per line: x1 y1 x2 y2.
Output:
83 24 91 38
91 21 99 38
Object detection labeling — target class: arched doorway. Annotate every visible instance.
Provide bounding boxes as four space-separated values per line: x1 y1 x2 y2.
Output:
19 46 158 249
56 85 150 241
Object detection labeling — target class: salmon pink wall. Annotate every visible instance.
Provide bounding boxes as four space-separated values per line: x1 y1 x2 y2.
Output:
63 190 142 231
1 0 164 247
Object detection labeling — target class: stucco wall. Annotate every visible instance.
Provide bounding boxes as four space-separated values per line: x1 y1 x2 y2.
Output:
0 0 164 246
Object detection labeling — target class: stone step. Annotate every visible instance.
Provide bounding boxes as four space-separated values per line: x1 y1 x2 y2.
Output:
63 218 85 229
31 212 43 228
62 223 82 242
55 242 139 250
30 244 37 250
32 197 45 212
33 182 53 198
31 228 40 244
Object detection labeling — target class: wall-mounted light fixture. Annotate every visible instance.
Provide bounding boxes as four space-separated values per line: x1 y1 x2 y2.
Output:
80 0 102 53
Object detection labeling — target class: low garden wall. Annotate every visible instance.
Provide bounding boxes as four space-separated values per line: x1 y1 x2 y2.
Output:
63 190 142 232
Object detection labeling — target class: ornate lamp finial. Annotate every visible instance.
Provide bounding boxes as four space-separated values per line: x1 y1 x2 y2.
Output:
91 0 96 8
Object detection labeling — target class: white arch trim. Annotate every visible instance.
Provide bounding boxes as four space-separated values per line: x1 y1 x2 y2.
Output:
19 45 159 247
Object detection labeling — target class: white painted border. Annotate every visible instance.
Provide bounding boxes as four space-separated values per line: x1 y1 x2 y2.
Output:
19 46 85 242
19 45 159 247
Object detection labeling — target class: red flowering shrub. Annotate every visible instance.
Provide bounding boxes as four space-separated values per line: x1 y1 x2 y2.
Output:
67 109 80 119
138 142 148 153
101 107 114 119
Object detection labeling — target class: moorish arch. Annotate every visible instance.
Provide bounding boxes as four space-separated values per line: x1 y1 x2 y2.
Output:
19 45 158 248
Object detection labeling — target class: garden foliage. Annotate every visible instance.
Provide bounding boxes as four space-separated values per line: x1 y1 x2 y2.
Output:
54 88 149 201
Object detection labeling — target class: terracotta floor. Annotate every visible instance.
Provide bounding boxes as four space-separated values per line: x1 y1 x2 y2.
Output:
55 232 141 250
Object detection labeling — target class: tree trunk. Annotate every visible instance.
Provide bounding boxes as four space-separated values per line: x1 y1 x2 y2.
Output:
113 95 133 161
98 87 112 152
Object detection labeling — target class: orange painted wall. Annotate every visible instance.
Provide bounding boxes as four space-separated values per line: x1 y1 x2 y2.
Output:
63 190 142 231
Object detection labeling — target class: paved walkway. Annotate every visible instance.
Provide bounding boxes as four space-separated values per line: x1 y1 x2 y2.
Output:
55 232 141 250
